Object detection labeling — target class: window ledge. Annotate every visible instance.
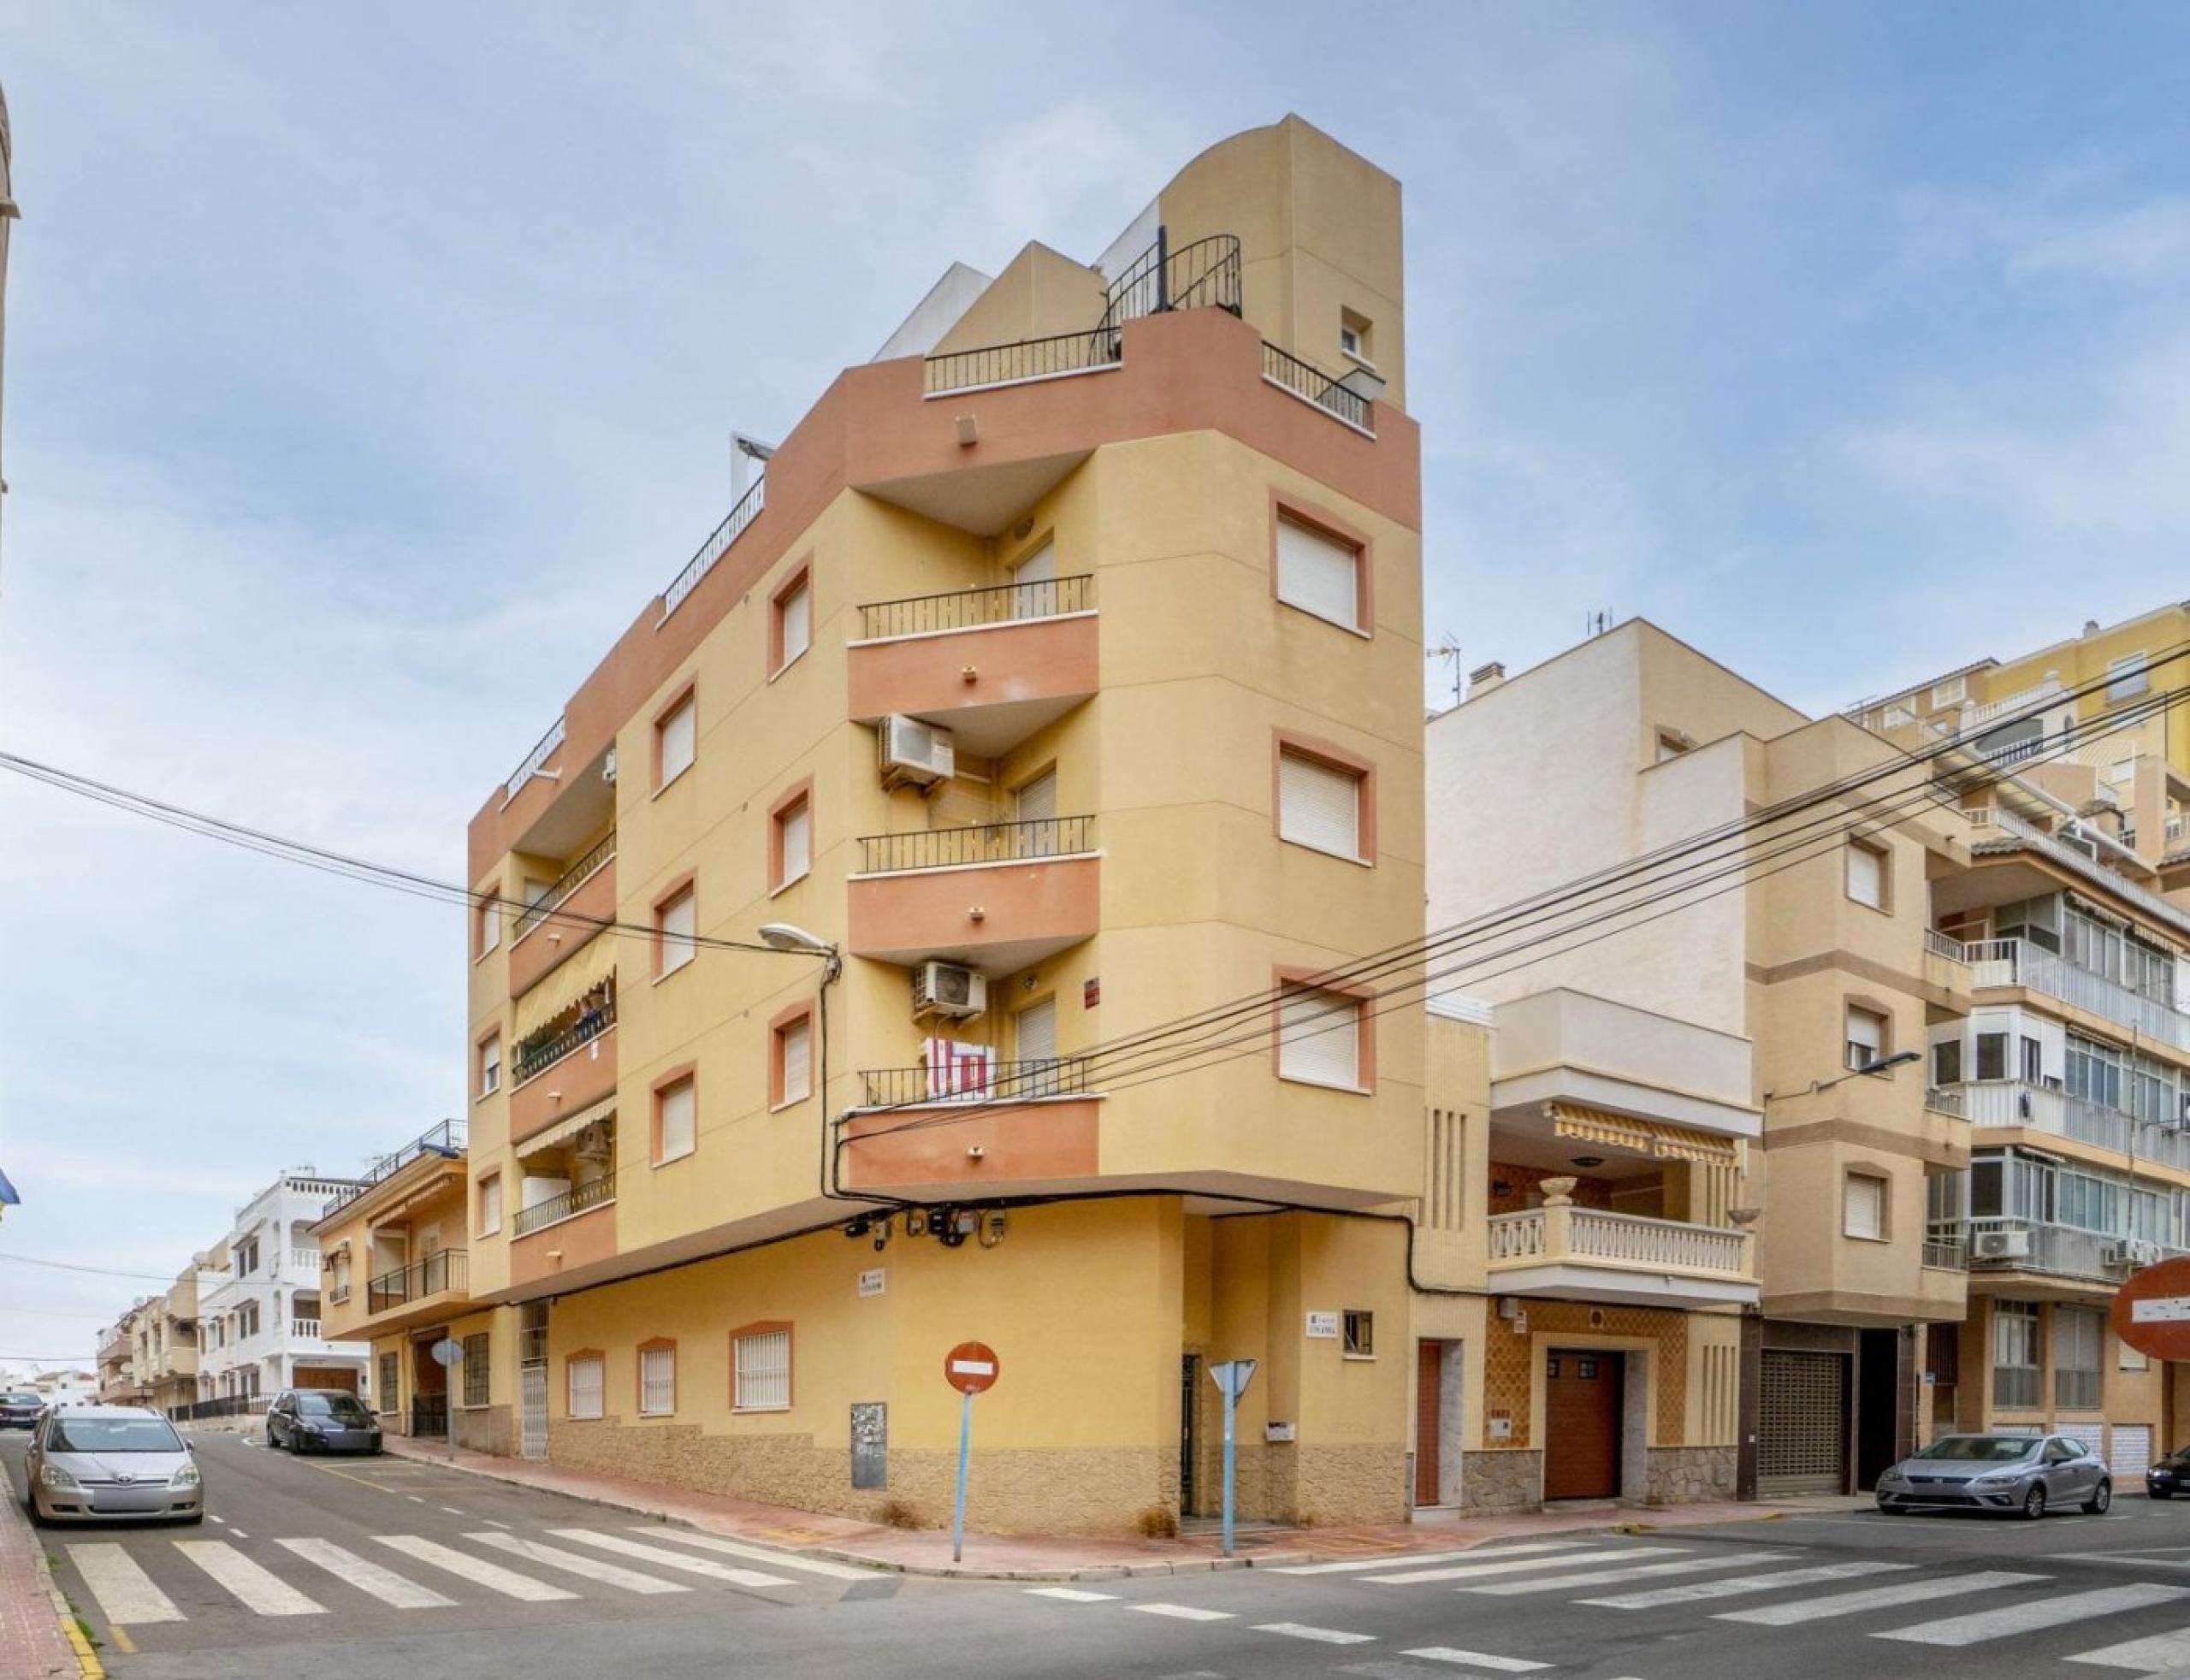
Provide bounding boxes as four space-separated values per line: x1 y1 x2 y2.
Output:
769 1094 812 1115
652 961 694 987
651 762 693 802
652 1148 695 1170
1280 837 1374 868
1278 1074 1373 1097
1276 597 1372 640
767 645 811 685
768 867 812 900
1341 1353 1377 1364
733 1404 791 1415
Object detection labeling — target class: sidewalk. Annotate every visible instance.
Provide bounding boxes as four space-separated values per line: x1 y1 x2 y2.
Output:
0 1480 92 1677
381 1435 1851 1581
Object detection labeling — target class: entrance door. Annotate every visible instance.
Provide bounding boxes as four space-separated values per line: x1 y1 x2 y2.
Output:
520 1364 549 1460
1179 1355 1201 1516
1856 1328 1903 1490
411 1336 449 1437
1415 1341 1444 1505
1544 1349 1623 1500
1759 1349 1849 1494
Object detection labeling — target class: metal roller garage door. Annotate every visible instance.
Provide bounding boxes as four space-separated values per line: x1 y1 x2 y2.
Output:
1759 1349 1848 1494
2111 1424 2153 1485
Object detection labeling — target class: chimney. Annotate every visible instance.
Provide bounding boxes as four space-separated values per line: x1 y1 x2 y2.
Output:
1467 661 1506 700
2084 620 2101 637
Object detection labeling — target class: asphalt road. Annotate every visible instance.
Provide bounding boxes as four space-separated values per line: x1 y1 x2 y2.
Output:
16 1431 2190 1678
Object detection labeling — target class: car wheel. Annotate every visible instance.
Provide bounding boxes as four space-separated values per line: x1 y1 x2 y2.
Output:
2021 1483 2049 1521
2085 1480 2112 1515
1879 1501 1910 1516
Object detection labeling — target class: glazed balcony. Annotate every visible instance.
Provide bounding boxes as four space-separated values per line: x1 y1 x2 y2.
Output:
1965 937 2190 1051
1934 1216 2187 1292
847 816 1099 971
510 1005 618 1145
509 832 616 998
841 1060 1102 1196
1956 1080 2190 1171
1485 1203 1756 1310
848 576 1097 758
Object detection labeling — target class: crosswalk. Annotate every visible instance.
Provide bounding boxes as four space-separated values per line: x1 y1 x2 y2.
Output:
62 1523 872 1630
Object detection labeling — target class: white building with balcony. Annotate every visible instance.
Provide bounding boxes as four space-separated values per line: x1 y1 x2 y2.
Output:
198 1171 372 1401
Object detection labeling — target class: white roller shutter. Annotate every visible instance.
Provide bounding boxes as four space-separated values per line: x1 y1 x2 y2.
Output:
2111 1423 2152 1482
1843 1174 1885 1240
1015 769 1057 824
1278 986 1361 1090
1014 541 1057 585
1015 997 1058 1093
660 890 696 974
1276 518 1360 630
780 801 811 884
779 1016 813 1103
778 578 811 665
660 696 696 782
1280 750 1362 859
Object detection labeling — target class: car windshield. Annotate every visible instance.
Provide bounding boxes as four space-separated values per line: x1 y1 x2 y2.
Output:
1912 1436 2036 1463
3 1394 38 1405
2164 1449 2190 1469
44 1417 184 1453
298 1393 372 1423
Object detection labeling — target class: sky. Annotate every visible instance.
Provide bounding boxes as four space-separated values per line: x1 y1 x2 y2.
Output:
3 2 2188 1369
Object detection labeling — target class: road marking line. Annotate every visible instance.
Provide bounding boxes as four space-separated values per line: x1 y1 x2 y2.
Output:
206 1514 226 1526
407 1495 426 1504
1364 1545 1683 1585
1582 1560 1911 1609
1719 1571 2049 1626
1396 1649 1551 1671
68 1546 184 1625
628 1528 878 1579
374 1535 577 1601
273 1538 456 1609
1465 1550 1790 1596
1025 1587 1118 1601
482 1518 513 1529
440 1506 464 1515
470 1533 690 1594
1132 1603 1235 1621
107 1625 138 1654
228 1529 249 1540
1876 1583 2190 1647
175 1541 326 1616
550 1529 793 1588
1274 1545 1578 1576
2066 1625 2190 1670
1255 1622 1376 1643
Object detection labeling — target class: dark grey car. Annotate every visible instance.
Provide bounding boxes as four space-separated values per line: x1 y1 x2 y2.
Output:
266 1388 382 1455
1875 1432 2110 1518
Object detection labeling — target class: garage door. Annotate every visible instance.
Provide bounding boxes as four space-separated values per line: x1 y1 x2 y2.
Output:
1759 1349 1848 1495
2111 1424 2153 1484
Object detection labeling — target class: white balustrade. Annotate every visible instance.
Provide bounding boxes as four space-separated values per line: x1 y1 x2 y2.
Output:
1486 1207 1749 1277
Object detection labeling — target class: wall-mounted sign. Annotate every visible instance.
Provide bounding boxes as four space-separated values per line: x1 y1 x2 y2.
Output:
1264 1421 1296 1442
1083 977 1100 1009
1489 1411 1513 1440
1305 1310 1340 1340
858 1269 886 1298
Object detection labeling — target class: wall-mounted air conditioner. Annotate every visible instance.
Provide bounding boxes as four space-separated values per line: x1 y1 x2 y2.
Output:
914 960 986 1020
574 1122 613 1160
1974 1229 2031 1261
880 716 955 790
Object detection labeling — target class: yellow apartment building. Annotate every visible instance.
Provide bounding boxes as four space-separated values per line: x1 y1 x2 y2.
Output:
96 1308 145 1406
459 115 1424 1534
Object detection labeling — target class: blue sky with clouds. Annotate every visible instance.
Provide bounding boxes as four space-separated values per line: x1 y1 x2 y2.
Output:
3 3 2187 1366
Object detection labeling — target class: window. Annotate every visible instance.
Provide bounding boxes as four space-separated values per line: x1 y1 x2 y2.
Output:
1278 984 1363 1091
476 892 500 957
654 1075 696 1165
2055 1307 2103 1411
1844 1173 1887 1240
2109 652 2150 704
1012 538 1057 586
477 1174 502 1238
567 1354 605 1420
1992 1302 2040 1408
1654 730 1692 763
1933 676 1967 707
1342 1309 1375 1358
775 1014 813 1107
2122 1340 2151 1373
657 689 696 788
1975 1031 2008 1083
2020 1035 2044 1085
1846 840 1885 909
377 1351 399 1411
1275 515 1364 632
1015 767 1057 826
773 569 811 672
656 884 696 978
734 1326 792 1411
774 794 811 890
1844 1004 1887 1072
1933 1038 1962 1088
638 1342 676 1417
461 1333 489 1408
1015 995 1058 1092
1339 310 1372 364
478 1033 502 1097
1884 703 1915 728
1278 747 1365 861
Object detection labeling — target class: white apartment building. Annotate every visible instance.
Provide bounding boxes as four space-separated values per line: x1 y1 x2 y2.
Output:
198 1171 373 1401
0 1369 95 1405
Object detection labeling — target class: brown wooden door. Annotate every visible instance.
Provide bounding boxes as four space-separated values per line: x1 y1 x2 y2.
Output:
1414 1342 1442 1505
1544 1349 1622 1500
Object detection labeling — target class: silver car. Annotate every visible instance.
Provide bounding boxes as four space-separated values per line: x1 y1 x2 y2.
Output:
23 1405 203 1525
1875 1431 2110 1518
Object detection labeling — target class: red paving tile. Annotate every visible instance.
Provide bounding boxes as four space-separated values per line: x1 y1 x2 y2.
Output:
0 1486 78 1677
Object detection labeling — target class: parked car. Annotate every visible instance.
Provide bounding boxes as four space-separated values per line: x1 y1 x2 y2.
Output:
2146 1446 2190 1499
266 1388 382 1455
1875 1432 2110 1518
24 1405 201 1525
0 1393 43 1429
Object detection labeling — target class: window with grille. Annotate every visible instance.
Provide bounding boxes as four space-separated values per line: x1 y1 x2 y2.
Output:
1844 1173 1886 1241
1277 985 1363 1091
1278 748 1364 860
462 1333 489 1408
655 1076 696 1165
1342 1310 1375 1358
639 1345 676 1417
2055 1306 2103 1411
1992 1301 2041 1409
776 574 811 671
657 886 696 977
378 1352 399 1411
1844 1005 1886 1072
735 1328 791 1411
777 1015 812 1106
567 1356 605 1420
658 692 696 786
1276 516 1363 631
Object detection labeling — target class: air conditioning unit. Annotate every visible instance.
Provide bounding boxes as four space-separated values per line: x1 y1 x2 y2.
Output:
2103 1243 2137 1271
879 716 955 790
913 961 986 1020
1974 1229 2031 1261
2131 1239 2162 1266
574 1121 613 1160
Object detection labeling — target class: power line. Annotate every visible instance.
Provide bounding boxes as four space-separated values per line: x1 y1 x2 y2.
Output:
0 1251 188 1284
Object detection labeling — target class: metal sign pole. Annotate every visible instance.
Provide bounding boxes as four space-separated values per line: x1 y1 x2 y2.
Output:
952 1387 973 1564
1206 1358 1255 1561
1222 1377 1237 1559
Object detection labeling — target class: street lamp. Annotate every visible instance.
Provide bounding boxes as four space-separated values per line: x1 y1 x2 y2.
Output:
758 922 840 979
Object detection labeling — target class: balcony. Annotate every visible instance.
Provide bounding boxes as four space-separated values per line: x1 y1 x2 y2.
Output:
1924 929 1972 999
512 1172 617 1238
510 1173 619 1293
848 816 1099 971
1955 1079 2190 1171
848 577 1098 757
1965 807 2187 932
1485 1204 1757 1309
1964 937 2190 1051
509 832 617 998
510 1004 617 1145
323 1120 469 1217
365 1251 469 1318
1261 340 1376 435
1937 1217 2186 1290
841 1059 1101 1195
292 1318 320 1340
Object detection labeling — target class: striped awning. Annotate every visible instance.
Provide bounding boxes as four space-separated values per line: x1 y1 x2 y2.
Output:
512 934 617 1040
1550 1103 1742 1169
517 1094 616 1159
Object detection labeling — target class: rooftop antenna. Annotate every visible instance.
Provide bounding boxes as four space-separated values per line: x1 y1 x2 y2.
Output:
1426 632 1464 710
1585 609 1613 638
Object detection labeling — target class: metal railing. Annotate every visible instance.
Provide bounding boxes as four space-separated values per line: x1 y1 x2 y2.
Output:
856 814 1095 875
169 1394 267 1423
925 327 1122 397
1964 937 2190 1051
1097 231 1243 336
1924 1086 1966 1117
1937 1216 2186 1283
512 1173 618 1237
1261 340 1373 431
514 831 617 941
512 998 617 1087
662 471 766 619
2057 1368 2103 1411
1953 1079 2190 1168
1993 1366 2042 1409
1921 1239 1968 1271
1485 1208 1749 1276
856 573 1093 642
1925 929 1969 963
329 1283 351 1305
411 1394 449 1438
366 1250 468 1315
503 715 566 805
323 1120 468 1216
859 1059 1093 1108
1965 807 2190 938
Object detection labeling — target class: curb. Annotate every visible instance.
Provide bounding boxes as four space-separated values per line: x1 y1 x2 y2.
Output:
33 1535 104 1680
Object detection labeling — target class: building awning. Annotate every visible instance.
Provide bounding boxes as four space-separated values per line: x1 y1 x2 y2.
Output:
512 932 617 1041
517 1094 616 1159
1550 1103 1743 1169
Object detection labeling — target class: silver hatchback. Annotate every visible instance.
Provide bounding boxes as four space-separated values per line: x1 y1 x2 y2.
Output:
1875 1431 2110 1519
24 1405 203 1525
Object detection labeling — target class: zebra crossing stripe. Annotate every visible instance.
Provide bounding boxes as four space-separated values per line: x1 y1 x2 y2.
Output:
469 1532 692 1594
1396 1650 1552 1671
626 1528 877 1580
1365 1546 1684 1584
1465 1550 1790 1596
1132 1603 1235 1621
1581 1560 1911 1609
1025 1587 1119 1601
1253 1623 1376 1644
1273 1545 1579 1576
374 1535 577 1602
2064 1625 2190 1670
1876 1583 2190 1647
67 1545 184 1625
273 1538 455 1609
175 1541 326 1616
1719 1571 2050 1626
550 1529 794 1588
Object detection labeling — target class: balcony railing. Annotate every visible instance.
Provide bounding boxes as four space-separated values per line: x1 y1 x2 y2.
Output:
662 471 766 619
1486 1207 1750 1278
1935 1216 2186 1284
324 1120 468 1216
1096 231 1243 337
1965 807 2190 935
1925 1086 1966 1117
287 1247 320 1275
860 1058 1093 1108
514 831 617 941
329 1283 351 1305
856 815 1096 876
1921 1238 1968 1271
292 1318 321 1340
1955 1079 2190 1169
503 715 566 806
512 1000 617 1087
1926 929 1969 963
1965 938 2190 1051
1261 340 1374 433
1962 678 2066 731
2057 1368 2102 1411
512 1172 617 1237
926 327 1121 398
365 1250 468 1315
1994 1366 2042 1409
856 574 1094 642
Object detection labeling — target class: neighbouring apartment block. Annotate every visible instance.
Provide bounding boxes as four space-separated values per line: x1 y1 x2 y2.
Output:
198 1173 372 1404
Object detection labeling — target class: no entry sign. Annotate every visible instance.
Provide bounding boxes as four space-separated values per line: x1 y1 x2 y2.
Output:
2112 1257 2190 1361
944 1341 1000 1395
